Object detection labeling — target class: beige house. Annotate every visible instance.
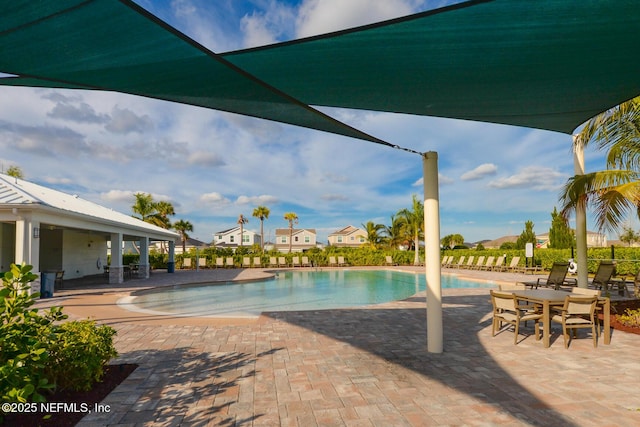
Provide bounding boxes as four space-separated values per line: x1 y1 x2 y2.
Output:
0 174 178 288
327 225 368 247
274 228 316 253
213 226 261 249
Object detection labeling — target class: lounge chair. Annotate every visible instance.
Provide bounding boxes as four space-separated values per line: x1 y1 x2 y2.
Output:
441 256 450 266
480 256 495 271
521 262 575 290
301 256 312 267
329 256 338 267
506 256 521 272
292 256 301 267
442 256 453 268
278 256 288 267
269 257 278 268
253 256 262 268
491 256 505 271
461 256 475 269
588 261 616 292
225 257 235 268
490 290 542 344
471 256 485 270
198 257 207 269
551 295 599 348
215 257 224 268
451 256 465 269
182 258 192 269
338 256 348 267
242 257 251 268
385 255 398 266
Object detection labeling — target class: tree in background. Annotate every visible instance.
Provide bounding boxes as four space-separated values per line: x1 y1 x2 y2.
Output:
548 207 575 249
237 214 248 247
383 214 405 249
252 206 270 251
152 201 175 229
362 221 385 248
283 212 298 253
173 219 194 253
441 233 465 249
619 226 639 247
398 195 424 265
516 220 536 249
6 165 24 178
131 193 156 222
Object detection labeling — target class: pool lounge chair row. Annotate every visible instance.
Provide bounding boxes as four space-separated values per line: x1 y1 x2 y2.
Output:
182 256 316 269
442 255 529 272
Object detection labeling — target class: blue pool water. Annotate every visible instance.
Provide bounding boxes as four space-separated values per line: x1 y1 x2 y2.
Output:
120 270 494 318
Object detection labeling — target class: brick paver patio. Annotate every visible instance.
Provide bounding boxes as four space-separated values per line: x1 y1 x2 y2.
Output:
37 267 640 426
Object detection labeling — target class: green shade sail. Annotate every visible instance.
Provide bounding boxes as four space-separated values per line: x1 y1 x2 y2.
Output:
1 0 640 142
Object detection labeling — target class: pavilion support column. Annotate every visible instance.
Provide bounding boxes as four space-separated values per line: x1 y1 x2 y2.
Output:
139 237 150 279
168 240 176 273
423 151 443 353
109 233 124 284
573 138 588 288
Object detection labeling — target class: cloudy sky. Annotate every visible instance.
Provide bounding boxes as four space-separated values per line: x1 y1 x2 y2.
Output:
0 0 614 244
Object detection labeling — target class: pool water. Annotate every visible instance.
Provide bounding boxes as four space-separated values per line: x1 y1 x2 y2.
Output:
120 270 494 318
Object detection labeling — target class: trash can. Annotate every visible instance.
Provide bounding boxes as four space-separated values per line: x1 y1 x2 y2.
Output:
40 271 56 298
167 261 175 273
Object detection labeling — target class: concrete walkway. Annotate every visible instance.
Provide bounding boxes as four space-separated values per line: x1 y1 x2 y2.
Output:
36 267 640 426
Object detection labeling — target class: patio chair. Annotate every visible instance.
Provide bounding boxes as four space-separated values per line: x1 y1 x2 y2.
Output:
385 255 398 266
278 256 288 267
215 257 224 268
329 256 338 267
269 257 278 268
490 290 542 344
338 256 348 267
521 262 575 290
253 256 262 268
301 256 312 267
198 257 207 269
225 257 235 268
54 270 64 290
471 256 485 270
451 255 465 269
182 258 192 269
442 256 453 268
498 283 526 291
491 256 505 271
551 295 599 348
480 256 495 270
506 256 521 272
588 261 617 292
462 256 475 269
242 257 251 268
292 256 301 267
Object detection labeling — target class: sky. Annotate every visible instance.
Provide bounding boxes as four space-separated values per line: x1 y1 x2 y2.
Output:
0 0 617 245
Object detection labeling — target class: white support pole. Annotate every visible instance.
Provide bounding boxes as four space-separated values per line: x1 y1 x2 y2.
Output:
423 151 443 353
573 138 588 288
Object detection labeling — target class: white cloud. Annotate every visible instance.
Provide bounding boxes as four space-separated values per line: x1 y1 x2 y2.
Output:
199 192 231 205
236 195 279 205
460 163 498 181
489 166 568 191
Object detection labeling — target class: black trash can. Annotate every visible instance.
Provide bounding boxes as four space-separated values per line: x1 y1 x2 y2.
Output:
167 261 175 273
40 271 55 298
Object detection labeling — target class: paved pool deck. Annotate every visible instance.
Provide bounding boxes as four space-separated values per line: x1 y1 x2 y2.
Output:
35 267 640 426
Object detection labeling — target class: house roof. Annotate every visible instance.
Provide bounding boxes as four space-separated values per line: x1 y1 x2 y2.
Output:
1 0 639 147
329 225 365 236
214 226 257 236
275 228 316 236
0 173 178 240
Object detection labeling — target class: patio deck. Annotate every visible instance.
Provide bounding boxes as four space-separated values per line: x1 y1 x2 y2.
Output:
34 267 640 426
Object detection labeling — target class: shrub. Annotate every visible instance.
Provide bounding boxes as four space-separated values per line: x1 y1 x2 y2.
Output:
46 321 117 391
617 309 640 328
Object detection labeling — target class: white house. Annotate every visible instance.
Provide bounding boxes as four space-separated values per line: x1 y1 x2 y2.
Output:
274 228 317 253
213 226 260 249
327 225 368 247
0 173 178 287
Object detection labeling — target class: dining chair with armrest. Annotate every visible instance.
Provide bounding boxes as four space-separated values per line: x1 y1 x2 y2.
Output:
490 290 543 344
551 295 599 348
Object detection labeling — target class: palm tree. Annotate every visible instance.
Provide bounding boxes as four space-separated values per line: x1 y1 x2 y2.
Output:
560 96 640 232
132 193 156 222
398 195 424 265
283 212 298 253
252 206 270 251
173 219 194 253
362 221 385 248
152 201 175 229
383 214 406 249
237 214 249 247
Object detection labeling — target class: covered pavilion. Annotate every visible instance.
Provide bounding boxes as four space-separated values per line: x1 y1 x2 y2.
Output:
1 0 639 352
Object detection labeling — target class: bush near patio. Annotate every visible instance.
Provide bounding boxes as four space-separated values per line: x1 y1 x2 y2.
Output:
441 247 640 276
0 263 117 414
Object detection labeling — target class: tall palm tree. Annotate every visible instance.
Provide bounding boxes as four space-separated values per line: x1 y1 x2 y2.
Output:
173 219 194 253
132 192 156 222
237 214 249 247
252 206 270 251
398 195 424 265
560 96 640 232
283 212 298 253
152 201 175 229
362 221 385 248
383 214 405 249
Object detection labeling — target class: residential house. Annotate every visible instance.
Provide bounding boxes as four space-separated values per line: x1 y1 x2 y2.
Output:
274 228 317 253
213 226 260 249
327 225 368 247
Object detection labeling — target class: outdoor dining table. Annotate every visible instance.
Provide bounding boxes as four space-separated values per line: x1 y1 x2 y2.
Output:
511 289 610 348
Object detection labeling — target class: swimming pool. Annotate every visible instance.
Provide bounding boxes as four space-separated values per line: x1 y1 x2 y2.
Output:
119 270 494 318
